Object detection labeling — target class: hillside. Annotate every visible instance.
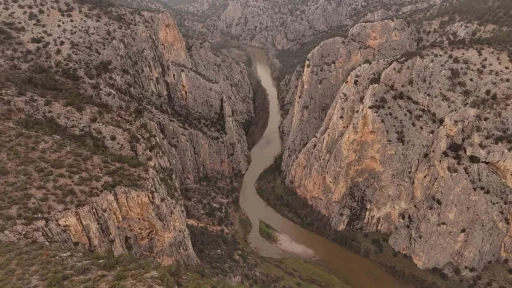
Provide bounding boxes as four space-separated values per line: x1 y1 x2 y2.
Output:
176 0 437 49
0 0 263 285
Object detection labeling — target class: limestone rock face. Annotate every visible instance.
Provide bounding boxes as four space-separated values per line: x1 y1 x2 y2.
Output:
280 18 512 271
281 20 418 176
42 180 197 266
178 0 439 50
0 0 255 266
158 13 191 66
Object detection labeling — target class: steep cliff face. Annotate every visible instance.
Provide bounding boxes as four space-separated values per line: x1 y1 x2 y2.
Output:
40 183 197 266
178 0 440 50
281 20 418 175
280 17 512 271
0 0 254 266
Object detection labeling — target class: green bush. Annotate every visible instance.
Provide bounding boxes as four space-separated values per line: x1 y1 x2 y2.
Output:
371 238 384 253
46 273 64 288
469 155 481 163
0 166 9 176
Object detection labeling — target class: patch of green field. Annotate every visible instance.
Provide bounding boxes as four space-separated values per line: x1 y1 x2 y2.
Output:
259 220 278 243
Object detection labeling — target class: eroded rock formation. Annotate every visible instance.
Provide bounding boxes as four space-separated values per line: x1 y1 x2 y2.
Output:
178 0 440 50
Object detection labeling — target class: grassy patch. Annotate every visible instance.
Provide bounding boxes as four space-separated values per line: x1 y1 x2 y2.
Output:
0 241 246 288
259 220 278 243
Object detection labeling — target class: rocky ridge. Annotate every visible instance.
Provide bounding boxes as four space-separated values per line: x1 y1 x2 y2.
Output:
177 0 441 51
280 20 419 175
0 0 255 266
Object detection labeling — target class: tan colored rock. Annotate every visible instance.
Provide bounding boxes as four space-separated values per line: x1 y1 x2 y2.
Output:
41 182 198 266
281 20 418 179
157 14 191 67
281 39 512 271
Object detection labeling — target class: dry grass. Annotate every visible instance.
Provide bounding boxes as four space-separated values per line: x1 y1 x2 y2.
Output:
0 241 244 288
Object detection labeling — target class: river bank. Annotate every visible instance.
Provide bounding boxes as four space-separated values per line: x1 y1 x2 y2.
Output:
245 57 269 149
239 46 407 288
255 159 488 288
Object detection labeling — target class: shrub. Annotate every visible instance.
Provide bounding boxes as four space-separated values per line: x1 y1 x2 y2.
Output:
469 155 481 163
46 273 64 288
447 166 459 173
371 238 384 253
0 166 9 176
450 68 461 78
95 60 113 76
370 76 380 85
448 142 463 153
109 154 144 168
30 37 43 44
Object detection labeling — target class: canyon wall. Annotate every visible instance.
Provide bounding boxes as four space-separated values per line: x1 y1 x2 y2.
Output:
178 0 441 50
0 0 255 265
280 18 512 271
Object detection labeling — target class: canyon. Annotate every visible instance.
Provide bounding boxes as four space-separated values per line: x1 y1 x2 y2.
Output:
0 0 262 285
0 0 511 287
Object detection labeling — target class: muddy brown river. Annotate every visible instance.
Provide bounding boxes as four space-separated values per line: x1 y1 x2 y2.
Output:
239 46 405 288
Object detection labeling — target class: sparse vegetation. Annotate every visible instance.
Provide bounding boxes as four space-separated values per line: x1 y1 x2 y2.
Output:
0 241 244 288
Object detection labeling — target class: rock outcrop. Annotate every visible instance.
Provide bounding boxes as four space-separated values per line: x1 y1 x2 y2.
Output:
280 18 512 272
281 20 418 174
38 179 196 266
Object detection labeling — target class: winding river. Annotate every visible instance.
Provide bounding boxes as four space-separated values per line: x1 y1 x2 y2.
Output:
239 47 405 288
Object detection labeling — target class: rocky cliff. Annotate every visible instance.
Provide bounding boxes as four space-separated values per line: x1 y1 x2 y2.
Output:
281 20 419 174
280 15 512 272
177 0 441 51
0 0 255 266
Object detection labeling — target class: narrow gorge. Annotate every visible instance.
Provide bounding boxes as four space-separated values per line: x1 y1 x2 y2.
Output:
241 46 404 288
0 0 511 287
